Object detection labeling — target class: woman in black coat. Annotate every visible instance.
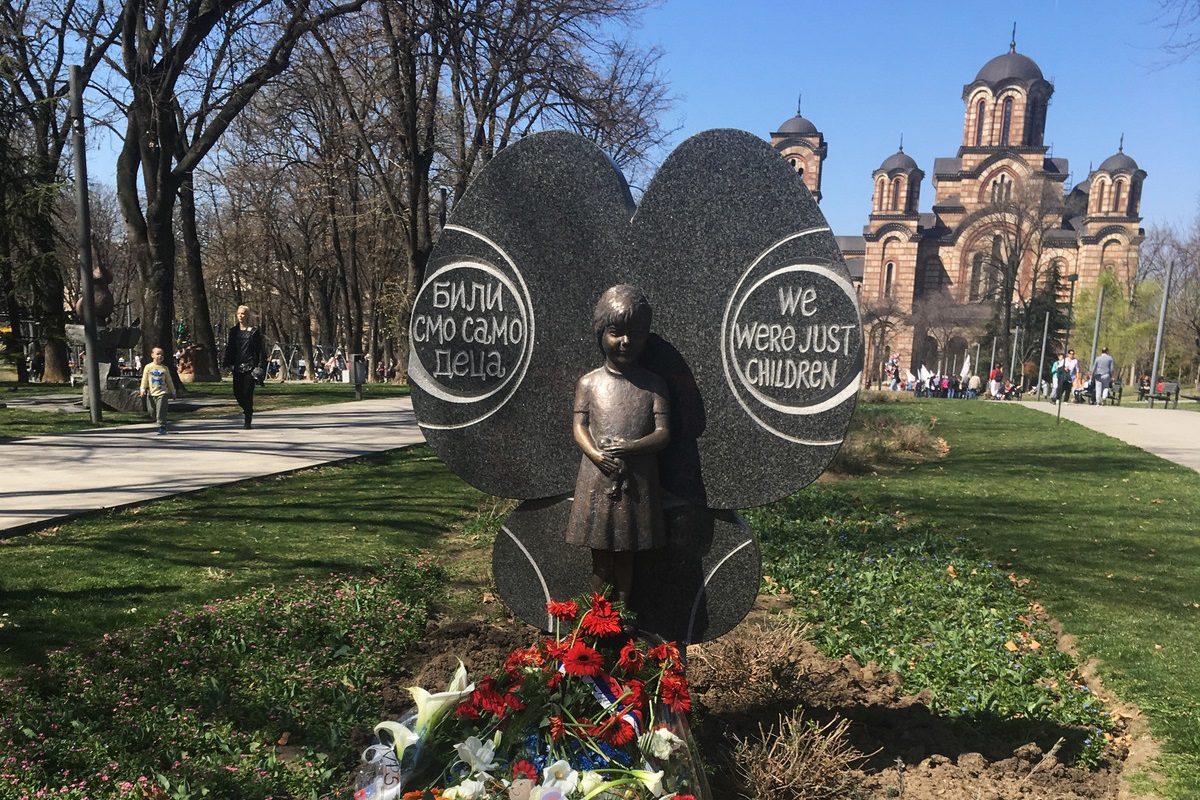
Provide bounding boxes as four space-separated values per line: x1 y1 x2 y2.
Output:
222 304 267 428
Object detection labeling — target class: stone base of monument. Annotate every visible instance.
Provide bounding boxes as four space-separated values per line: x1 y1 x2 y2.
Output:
80 372 146 414
493 496 761 645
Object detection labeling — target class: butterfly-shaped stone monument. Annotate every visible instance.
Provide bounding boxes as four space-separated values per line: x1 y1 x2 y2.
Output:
408 129 862 644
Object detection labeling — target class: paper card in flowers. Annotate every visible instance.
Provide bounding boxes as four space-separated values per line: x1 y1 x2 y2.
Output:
493 498 760 644
353 593 711 800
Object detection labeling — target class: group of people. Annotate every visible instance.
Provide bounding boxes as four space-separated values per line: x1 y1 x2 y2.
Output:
1048 347 1117 405
138 304 266 434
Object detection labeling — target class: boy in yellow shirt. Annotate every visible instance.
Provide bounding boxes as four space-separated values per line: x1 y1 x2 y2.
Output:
139 346 177 434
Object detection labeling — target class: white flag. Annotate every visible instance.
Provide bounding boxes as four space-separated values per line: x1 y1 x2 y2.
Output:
959 354 971 380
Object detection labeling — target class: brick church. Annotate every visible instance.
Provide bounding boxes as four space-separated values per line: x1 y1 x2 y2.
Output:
770 40 1147 381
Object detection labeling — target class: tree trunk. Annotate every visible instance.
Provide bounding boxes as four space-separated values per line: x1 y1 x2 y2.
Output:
30 212 70 382
0 208 29 383
178 172 221 381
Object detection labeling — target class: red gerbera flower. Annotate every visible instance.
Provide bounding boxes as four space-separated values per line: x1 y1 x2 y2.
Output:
512 760 538 781
548 715 565 740
617 639 645 673
504 644 543 675
543 637 569 659
561 640 604 677
605 716 636 746
546 671 563 690
580 596 623 637
471 676 508 717
622 677 646 713
646 641 681 665
546 599 579 621
660 672 691 713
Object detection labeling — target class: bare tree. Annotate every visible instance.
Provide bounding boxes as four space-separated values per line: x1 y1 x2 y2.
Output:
860 295 907 388
0 0 118 381
970 176 1063 369
1155 0 1200 64
112 0 364 375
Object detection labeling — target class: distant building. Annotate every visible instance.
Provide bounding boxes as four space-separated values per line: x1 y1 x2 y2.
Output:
771 42 1146 382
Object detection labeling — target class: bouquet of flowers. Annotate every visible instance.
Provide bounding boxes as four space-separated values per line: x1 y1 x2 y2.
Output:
353 592 703 800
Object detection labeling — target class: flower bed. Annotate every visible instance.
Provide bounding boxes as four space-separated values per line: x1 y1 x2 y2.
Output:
354 593 704 800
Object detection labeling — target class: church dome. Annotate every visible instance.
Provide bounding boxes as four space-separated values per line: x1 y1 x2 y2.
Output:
1098 151 1139 173
776 114 818 135
878 150 918 173
974 49 1044 84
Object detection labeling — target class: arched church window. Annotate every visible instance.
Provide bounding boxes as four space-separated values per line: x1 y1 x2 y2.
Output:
1000 97 1013 146
797 166 805 178
1112 180 1124 214
891 178 902 211
990 174 1012 204
884 262 895 297
876 177 886 211
970 253 985 302
1093 181 1106 214
975 100 986 146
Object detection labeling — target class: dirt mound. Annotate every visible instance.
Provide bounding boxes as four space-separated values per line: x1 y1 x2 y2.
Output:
391 608 1127 800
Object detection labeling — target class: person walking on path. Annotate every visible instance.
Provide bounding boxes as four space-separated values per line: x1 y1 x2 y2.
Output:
1058 349 1079 404
139 346 178 435
222 305 267 429
1092 346 1116 405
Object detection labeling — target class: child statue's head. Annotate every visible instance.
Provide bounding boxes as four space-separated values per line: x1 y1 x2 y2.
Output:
592 284 652 369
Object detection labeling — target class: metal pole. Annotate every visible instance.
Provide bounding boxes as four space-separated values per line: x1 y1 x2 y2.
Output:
1148 260 1174 408
1036 311 1050 400
70 65 102 424
974 342 981 379
1056 274 1079 423
1089 284 1106 370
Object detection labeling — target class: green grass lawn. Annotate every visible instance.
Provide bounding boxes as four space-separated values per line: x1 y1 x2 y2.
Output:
838 397 1200 796
0 445 484 672
0 380 409 439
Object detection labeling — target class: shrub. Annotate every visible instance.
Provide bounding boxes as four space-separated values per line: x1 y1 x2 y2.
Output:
0 559 443 799
732 712 861 800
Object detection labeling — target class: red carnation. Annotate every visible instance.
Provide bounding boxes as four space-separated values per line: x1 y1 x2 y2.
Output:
512 760 538 781
546 599 579 621
505 692 525 713
455 700 480 719
617 639 645 673
562 640 604 677
660 672 691 713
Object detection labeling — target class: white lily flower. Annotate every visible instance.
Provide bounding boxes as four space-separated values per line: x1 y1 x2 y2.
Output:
629 769 665 797
373 720 419 763
541 759 580 795
454 735 499 776
443 777 486 800
640 726 685 760
408 659 474 733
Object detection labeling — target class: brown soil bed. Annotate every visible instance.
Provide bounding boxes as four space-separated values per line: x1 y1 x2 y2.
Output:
390 603 1136 800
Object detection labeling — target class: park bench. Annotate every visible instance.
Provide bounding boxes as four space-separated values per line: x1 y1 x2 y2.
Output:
1147 380 1180 408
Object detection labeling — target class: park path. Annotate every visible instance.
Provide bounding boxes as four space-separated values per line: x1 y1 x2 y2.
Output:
1022 400 1200 473
1 396 424 534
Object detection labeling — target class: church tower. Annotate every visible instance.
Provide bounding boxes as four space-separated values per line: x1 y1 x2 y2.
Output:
770 97 827 202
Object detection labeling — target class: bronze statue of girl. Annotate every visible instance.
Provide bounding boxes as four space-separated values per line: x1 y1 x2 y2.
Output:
565 285 669 604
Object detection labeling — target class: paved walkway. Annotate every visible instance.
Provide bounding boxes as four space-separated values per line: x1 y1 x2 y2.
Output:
1022 400 1200 473
1 397 424 534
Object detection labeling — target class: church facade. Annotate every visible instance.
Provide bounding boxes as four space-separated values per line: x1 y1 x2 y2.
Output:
770 44 1147 382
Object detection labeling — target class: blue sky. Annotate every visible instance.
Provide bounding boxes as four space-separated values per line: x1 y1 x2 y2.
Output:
623 0 1200 236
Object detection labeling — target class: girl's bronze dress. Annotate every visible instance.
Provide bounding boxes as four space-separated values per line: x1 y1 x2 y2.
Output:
565 364 668 551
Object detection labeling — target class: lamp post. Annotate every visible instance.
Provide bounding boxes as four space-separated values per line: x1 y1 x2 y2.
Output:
1056 273 1080 423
